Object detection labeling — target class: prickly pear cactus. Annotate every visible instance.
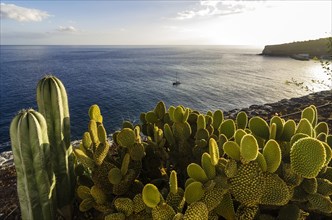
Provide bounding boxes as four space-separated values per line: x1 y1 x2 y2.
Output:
71 102 332 219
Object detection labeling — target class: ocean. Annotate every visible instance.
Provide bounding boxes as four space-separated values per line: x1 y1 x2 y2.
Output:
0 45 328 152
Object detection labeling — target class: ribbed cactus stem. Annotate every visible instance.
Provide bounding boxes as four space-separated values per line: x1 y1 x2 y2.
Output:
10 109 55 220
36 75 74 218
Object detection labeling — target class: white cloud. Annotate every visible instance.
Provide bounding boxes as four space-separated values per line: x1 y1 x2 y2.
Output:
0 3 50 22
57 26 78 33
175 0 267 20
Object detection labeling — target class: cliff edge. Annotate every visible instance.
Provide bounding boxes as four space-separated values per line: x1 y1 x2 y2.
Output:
261 37 332 58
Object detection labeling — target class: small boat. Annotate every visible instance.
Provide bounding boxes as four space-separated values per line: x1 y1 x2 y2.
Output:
173 81 181 86
173 73 181 86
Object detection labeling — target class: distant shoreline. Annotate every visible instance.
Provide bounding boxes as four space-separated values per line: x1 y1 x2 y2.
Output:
260 37 332 59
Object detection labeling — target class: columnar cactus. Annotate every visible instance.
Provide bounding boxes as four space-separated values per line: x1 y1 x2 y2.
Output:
10 109 55 220
36 75 75 218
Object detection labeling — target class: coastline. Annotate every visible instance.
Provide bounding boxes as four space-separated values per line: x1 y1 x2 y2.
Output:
0 89 331 218
260 37 331 59
224 89 332 129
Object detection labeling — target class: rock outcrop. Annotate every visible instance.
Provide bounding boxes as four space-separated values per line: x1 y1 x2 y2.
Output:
261 38 331 58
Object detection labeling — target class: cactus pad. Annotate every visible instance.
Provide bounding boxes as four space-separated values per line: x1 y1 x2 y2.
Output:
209 138 220 166
133 193 146 214
263 139 281 173
315 122 329 136
114 198 134 216
281 120 296 141
235 205 259 220
301 106 315 125
164 124 176 146
117 128 135 147
93 142 110 166
91 185 107 204
83 132 92 149
219 119 236 139
202 184 226 211
89 119 99 144
183 202 208 220
142 184 160 208
187 163 209 183
236 111 248 130
97 124 107 143
260 173 291 206
213 110 224 129
201 153 216 180
270 116 284 139
225 159 238 178
214 192 236 220
223 141 241 161
169 170 178 194
184 181 205 204
235 129 247 146
197 114 206 130
128 143 145 161
77 185 92 200
255 152 267 172
249 116 270 140
173 106 185 123
240 134 259 163
151 203 176 220
307 193 332 214
146 111 159 124
229 162 264 205
301 178 318 194
172 121 192 140
79 198 95 212
74 148 95 170
290 137 326 178
296 118 313 136
88 104 102 123
316 178 332 196
108 168 122 185
154 101 166 120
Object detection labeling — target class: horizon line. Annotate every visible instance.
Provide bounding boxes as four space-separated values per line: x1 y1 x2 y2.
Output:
0 44 265 47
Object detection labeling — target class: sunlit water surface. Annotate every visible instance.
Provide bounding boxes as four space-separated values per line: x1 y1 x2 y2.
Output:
0 45 328 152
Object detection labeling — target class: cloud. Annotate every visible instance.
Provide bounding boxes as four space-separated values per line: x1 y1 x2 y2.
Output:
0 3 50 22
57 26 78 33
175 0 266 20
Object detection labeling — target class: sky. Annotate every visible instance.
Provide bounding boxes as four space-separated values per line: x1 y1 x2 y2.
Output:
0 0 331 45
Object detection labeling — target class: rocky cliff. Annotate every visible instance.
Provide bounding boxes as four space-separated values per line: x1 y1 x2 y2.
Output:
261 37 332 58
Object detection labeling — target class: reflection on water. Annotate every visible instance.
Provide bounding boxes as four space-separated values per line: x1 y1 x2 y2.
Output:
0 45 329 151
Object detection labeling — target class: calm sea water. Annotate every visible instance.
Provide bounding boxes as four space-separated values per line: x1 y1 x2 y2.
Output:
0 45 328 152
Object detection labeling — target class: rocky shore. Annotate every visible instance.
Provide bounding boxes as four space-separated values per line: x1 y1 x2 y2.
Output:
0 89 331 219
224 89 332 130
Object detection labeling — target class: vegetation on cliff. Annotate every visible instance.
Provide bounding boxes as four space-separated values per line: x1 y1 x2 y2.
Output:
262 37 332 58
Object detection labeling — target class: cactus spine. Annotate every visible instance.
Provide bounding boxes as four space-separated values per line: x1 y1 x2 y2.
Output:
10 109 55 220
36 75 74 218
